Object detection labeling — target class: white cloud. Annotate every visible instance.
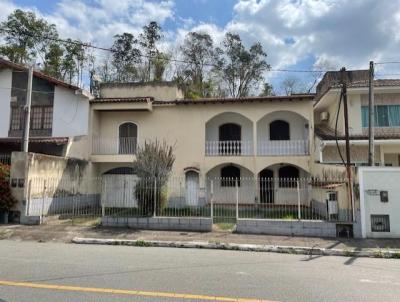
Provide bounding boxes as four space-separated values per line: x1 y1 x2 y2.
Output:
2 0 400 87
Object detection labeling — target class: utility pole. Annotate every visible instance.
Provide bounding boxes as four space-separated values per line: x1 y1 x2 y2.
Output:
368 61 375 166
22 65 34 152
341 67 354 220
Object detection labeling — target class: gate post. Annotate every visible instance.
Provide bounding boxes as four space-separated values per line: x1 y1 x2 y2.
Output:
40 180 47 224
210 179 214 220
236 179 239 220
153 178 157 217
297 180 301 220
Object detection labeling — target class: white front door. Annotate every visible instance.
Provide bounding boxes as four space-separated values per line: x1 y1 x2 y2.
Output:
185 171 199 206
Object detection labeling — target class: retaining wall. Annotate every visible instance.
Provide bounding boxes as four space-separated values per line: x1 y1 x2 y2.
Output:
102 216 213 232
236 219 337 237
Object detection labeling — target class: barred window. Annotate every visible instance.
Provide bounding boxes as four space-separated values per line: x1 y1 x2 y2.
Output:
43 107 53 129
31 107 42 129
9 106 53 132
10 107 23 130
371 215 390 232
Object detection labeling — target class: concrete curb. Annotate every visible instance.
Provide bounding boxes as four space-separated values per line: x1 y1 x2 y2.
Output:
71 237 400 259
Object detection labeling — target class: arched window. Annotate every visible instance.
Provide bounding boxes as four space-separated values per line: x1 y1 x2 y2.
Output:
278 166 299 188
103 167 135 175
119 122 137 154
219 123 241 141
221 165 241 187
270 120 290 140
219 123 242 155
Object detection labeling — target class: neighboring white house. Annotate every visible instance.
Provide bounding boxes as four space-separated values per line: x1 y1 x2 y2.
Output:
314 71 400 166
359 167 400 238
0 58 91 160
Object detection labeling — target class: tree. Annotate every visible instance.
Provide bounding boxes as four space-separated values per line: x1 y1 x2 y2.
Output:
139 21 163 81
133 140 175 215
151 52 170 82
61 40 87 85
259 82 274 96
180 32 216 97
280 77 307 95
0 9 58 64
43 43 64 79
111 33 141 82
215 32 270 97
0 163 17 212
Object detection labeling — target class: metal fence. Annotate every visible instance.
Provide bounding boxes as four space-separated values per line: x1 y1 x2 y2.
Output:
24 176 353 224
0 154 11 165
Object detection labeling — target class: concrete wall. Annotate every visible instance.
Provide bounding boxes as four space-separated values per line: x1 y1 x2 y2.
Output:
99 82 184 101
0 69 12 137
10 152 97 223
359 167 400 238
102 216 212 232
236 219 337 237
53 86 89 137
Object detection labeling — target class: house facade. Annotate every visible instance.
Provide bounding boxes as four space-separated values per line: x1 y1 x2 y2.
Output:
89 82 315 206
314 71 400 167
0 58 91 161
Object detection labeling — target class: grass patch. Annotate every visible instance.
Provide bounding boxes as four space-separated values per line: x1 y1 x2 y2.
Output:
215 223 235 231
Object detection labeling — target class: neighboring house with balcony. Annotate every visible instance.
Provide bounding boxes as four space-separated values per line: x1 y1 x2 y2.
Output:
89 81 315 206
0 58 91 161
314 70 400 167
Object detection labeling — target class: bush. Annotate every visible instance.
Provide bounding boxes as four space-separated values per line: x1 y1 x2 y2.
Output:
135 179 168 216
0 163 17 211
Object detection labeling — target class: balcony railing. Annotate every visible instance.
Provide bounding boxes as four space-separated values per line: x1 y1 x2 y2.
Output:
205 140 253 156
92 137 137 155
258 140 309 156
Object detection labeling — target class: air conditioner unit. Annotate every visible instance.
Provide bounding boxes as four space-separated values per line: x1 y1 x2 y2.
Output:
320 111 329 121
326 191 338 216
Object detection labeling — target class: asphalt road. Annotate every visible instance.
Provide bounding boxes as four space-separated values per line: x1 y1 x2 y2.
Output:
0 240 399 302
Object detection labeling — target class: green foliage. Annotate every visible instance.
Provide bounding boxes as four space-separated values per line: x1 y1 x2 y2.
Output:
111 33 141 82
0 164 17 211
0 9 88 85
139 21 163 81
259 82 274 96
151 52 170 81
0 9 58 64
215 32 270 97
179 32 217 97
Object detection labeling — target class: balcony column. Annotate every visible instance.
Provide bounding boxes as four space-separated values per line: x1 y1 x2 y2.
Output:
253 121 257 156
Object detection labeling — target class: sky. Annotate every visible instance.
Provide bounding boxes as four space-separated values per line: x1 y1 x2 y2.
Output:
2 0 400 93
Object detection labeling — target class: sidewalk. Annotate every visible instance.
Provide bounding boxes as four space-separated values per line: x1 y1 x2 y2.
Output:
1 223 400 255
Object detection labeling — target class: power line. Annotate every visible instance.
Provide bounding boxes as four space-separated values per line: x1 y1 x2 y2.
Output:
374 61 400 65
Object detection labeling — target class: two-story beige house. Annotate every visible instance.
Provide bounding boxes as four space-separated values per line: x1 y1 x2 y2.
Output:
89 82 315 205
314 71 400 167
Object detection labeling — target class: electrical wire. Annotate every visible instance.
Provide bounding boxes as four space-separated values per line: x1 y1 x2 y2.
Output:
1 28 330 73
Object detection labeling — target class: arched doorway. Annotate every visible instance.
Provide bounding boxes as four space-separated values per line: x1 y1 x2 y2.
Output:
119 122 137 154
185 171 199 206
259 168 274 203
270 120 290 140
219 123 242 155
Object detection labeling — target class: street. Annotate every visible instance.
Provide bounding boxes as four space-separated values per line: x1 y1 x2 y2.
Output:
0 240 399 302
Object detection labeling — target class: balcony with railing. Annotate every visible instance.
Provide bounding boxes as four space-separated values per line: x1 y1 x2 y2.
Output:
92 136 137 155
258 140 309 156
205 140 253 156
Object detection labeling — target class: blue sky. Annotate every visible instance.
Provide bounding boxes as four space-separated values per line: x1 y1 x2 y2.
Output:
2 0 400 93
